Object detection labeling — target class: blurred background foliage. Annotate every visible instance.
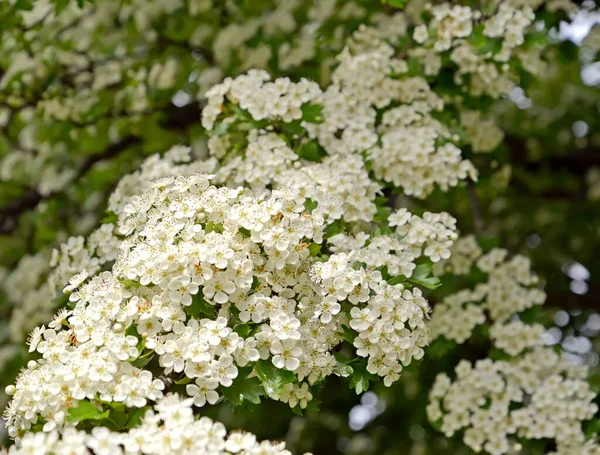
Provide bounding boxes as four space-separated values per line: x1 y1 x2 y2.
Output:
1 0 600 453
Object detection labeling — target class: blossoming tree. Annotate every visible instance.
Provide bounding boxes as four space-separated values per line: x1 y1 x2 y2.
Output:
0 0 599 454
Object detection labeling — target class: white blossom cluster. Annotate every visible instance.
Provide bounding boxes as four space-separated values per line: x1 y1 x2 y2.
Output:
427 348 599 455
5 172 446 438
489 321 546 357
430 237 546 343
210 131 381 224
202 35 477 199
412 2 536 99
47 146 216 295
428 233 599 453
312 40 477 198
3 393 302 455
202 71 322 129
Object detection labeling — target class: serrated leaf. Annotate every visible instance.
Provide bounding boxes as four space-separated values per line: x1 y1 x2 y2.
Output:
221 372 264 405
254 360 296 400
408 263 441 289
187 293 216 319
66 400 109 424
234 324 251 337
349 362 378 395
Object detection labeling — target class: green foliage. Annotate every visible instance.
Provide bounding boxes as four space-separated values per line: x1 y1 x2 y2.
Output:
66 400 109 425
186 293 217 319
300 104 324 124
222 368 265 406
408 263 441 289
349 360 379 394
296 141 326 162
323 219 344 239
253 360 296 400
381 0 407 9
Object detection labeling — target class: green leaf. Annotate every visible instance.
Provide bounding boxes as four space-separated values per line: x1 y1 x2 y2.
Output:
323 219 344 239
281 120 305 137
52 0 70 14
221 370 264 405
66 400 109 424
296 141 326 162
14 0 34 11
584 418 600 439
349 361 378 394
118 278 141 288
254 360 296 400
339 324 357 344
408 263 441 289
125 406 150 429
308 243 322 257
301 104 323 124
234 324 252 337
387 275 407 286
130 353 154 368
101 211 118 224
382 0 407 9
187 293 217 319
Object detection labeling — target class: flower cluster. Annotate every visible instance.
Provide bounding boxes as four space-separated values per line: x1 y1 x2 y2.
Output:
5 172 446 437
412 2 536 99
48 146 216 295
430 237 546 343
2 393 303 455
309 40 477 198
489 320 546 357
203 35 477 200
459 110 505 153
428 233 599 454
427 348 599 455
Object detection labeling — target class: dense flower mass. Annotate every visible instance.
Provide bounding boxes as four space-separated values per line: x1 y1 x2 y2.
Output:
427 236 600 455
5 171 454 439
430 236 546 343
2 394 303 455
1 0 599 454
427 348 598 455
